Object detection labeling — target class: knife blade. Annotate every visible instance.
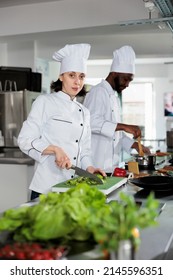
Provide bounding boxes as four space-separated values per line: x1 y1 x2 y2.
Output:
70 165 103 184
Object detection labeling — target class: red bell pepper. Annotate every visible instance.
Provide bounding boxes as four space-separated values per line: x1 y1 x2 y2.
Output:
113 167 127 177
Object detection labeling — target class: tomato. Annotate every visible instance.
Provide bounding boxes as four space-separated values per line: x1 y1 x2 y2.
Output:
41 250 54 260
30 251 43 260
0 242 68 260
113 167 127 177
30 243 42 250
15 251 26 260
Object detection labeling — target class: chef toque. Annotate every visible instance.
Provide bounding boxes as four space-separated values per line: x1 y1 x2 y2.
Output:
110 45 136 74
52 43 91 75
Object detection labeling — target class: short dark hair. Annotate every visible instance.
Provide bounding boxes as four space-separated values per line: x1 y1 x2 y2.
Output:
50 79 87 96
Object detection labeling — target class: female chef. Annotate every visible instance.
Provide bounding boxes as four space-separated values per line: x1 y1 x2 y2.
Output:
18 43 106 200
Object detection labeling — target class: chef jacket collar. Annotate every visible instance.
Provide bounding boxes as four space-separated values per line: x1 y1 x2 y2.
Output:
102 79 115 96
57 91 77 102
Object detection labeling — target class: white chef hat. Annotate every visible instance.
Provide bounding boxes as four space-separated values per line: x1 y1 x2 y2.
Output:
52 43 91 75
110 45 136 74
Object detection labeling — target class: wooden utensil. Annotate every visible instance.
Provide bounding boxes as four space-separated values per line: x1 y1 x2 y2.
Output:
137 136 144 157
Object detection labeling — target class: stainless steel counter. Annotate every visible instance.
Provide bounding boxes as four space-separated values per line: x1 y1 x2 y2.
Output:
1 157 173 260
107 178 173 260
0 148 34 165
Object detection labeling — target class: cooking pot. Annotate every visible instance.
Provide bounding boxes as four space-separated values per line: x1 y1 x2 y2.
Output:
132 154 156 170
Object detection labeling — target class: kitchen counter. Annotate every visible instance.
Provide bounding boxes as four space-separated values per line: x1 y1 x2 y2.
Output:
68 156 173 260
1 157 173 260
107 182 173 260
105 155 173 259
0 148 34 165
0 148 35 212
67 180 173 260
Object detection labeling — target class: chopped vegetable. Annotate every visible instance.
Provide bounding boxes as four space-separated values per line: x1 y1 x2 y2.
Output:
66 174 105 186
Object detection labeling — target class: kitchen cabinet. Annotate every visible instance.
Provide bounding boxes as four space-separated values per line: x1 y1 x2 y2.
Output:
0 163 34 212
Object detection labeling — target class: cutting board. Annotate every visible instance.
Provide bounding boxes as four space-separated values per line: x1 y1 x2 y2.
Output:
52 176 127 195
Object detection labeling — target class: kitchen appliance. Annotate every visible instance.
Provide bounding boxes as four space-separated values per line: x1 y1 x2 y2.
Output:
0 67 42 92
23 90 42 119
0 90 41 148
0 91 24 147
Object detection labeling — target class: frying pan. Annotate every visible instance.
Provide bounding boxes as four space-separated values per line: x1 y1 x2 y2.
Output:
129 176 173 191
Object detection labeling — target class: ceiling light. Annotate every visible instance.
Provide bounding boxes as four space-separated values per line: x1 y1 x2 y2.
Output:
158 22 167 29
144 1 156 12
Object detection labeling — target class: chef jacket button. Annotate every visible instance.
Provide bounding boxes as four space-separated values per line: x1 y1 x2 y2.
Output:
76 140 78 142
113 139 115 141
79 109 82 111
112 109 114 112
73 157 76 160
71 175 74 178
80 123 83 126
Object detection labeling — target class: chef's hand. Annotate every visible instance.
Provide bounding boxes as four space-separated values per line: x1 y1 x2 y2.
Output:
42 145 71 169
116 123 141 139
55 148 71 169
131 142 151 155
86 166 107 177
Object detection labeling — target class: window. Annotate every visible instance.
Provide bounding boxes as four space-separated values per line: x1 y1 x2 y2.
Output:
122 82 154 140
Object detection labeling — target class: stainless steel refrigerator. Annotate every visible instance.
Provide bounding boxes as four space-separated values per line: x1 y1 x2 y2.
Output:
0 90 41 148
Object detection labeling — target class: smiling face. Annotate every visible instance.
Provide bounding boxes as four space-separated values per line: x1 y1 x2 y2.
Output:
60 71 86 98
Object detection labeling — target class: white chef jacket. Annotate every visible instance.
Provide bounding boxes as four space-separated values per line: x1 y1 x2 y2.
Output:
83 80 134 173
18 91 93 194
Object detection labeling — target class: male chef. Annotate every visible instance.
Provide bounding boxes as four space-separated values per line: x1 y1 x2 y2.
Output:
84 45 150 175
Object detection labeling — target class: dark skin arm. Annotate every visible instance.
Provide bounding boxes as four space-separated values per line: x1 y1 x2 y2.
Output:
131 141 151 154
116 123 141 139
116 124 151 154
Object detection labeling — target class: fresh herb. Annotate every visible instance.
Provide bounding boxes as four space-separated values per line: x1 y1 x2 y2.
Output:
87 192 159 251
0 184 159 253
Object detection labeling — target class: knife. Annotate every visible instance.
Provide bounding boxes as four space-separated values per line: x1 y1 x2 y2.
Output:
70 164 103 184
